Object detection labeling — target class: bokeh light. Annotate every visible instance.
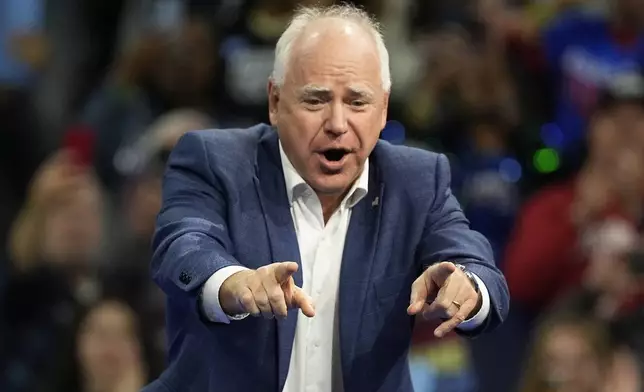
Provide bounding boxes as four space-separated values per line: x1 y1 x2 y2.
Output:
498 158 522 183
540 123 564 149
533 148 560 173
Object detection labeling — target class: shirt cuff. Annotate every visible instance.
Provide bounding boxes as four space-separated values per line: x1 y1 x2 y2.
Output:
456 273 491 331
201 265 251 323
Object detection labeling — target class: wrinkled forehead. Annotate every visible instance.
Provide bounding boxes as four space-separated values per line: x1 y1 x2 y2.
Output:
285 18 382 90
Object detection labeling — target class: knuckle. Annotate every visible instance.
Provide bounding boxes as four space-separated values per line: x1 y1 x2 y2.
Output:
240 293 255 309
256 267 268 277
268 291 284 303
255 295 269 308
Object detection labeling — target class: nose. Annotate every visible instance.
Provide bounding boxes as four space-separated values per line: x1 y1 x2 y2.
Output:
324 102 348 136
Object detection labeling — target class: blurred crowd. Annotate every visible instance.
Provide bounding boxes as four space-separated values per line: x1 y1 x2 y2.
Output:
2 0 644 391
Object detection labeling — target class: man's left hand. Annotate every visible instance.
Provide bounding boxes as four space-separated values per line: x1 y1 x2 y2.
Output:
407 262 481 337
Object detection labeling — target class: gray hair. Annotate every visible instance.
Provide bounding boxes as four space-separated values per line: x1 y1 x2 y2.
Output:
271 4 391 92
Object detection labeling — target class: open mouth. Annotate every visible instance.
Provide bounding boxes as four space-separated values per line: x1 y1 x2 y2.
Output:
321 148 351 162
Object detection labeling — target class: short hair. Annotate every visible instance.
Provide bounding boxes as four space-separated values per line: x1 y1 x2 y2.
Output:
271 4 391 92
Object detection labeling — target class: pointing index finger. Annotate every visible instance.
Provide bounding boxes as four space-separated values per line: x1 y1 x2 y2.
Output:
434 297 477 337
292 287 315 317
273 262 299 283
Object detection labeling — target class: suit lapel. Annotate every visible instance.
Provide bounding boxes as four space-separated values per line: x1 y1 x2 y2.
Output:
254 130 302 391
338 159 385 383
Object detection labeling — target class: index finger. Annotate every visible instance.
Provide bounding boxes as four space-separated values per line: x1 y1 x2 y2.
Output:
292 287 315 317
407 275 429 315
434 297 477 338
273 262 299 283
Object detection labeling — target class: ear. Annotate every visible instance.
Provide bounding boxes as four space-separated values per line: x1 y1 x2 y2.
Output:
267 79 280 126
380 91 390 130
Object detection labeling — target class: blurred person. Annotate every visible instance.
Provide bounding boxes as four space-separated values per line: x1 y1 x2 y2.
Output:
486 0 644 162
607 300 644 392
395 25 518 149
582 218 643 319
105 109 212 358
109 108 212 279
451 111 521 263
215 0 336 127
145 4 509 392
79 16 217 194
504 73 644 313
450 111 524 392
1 152 105 392
154 17 217 110
113 108 213 181
54 298 156 392
8 151 104 273
519 308 613 392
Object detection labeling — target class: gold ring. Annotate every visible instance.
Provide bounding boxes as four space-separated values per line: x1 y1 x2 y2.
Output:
452 300 462 308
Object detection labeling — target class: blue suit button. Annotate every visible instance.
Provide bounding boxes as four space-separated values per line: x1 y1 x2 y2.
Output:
179 271 192 284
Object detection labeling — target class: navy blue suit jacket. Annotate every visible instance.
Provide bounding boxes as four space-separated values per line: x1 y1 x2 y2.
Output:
145 124 509 392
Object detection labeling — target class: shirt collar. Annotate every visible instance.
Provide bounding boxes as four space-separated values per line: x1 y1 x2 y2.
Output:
279 141 369 208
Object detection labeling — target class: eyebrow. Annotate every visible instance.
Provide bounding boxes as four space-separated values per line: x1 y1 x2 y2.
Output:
299 85 375 99
347 85 375 100
300 85 331 96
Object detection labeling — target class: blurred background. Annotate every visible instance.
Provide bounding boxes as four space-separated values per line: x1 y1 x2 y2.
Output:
1 0 644 391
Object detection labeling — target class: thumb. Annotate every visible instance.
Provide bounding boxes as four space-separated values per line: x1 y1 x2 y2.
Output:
292 287 315 317
431 261 457 285
273 261 299 283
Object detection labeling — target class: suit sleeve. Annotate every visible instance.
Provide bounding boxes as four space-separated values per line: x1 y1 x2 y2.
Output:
415 154 510 334
151 131 243 317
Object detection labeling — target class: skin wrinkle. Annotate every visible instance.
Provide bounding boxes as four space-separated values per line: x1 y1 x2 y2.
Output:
268 17 388 220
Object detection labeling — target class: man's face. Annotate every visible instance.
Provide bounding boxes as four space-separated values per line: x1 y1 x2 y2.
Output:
268 20 389 197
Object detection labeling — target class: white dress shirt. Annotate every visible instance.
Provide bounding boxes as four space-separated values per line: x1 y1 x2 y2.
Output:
201 143 491 392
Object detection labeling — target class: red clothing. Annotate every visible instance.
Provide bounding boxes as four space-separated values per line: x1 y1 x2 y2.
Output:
504 181 585 311
504 179 642 312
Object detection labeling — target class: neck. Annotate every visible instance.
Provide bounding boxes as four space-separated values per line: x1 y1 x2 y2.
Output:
318 193 345 224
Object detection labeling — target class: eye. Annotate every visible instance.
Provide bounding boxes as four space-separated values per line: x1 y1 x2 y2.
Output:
351 100 367 107
304 98 324 106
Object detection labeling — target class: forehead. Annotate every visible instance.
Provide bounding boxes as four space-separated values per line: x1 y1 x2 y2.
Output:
285 19 382 91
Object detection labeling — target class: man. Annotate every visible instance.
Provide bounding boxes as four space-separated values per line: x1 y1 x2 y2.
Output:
145 5 509 392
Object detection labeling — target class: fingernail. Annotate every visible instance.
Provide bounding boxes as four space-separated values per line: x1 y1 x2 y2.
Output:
434 329 443 338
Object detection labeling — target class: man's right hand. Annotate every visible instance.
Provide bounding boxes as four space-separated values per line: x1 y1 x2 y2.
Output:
219 262 316 319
